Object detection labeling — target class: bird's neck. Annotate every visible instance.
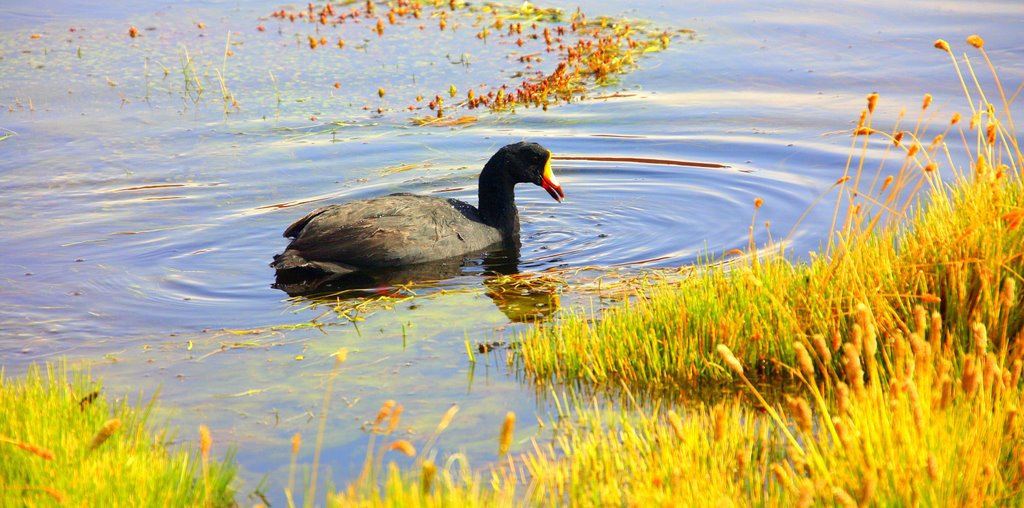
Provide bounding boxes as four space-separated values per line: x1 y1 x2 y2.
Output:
478 157 520 240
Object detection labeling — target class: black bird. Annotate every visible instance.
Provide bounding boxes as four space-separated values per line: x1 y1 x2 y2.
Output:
271 141 564 278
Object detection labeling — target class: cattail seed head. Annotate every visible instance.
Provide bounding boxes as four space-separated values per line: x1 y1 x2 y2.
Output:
867 93 879 114
754 197 764 209
929 311 943 350
771 463 796 493
291 432 301 456
388 439 416 457
939 374 953 409
987 122 997 145
924 162 938 173
374 400 396 426
962 355 980 397
859 474 877 506
967 35 984 48
785 395 814 433
88 418 122 451
387 404 404 434
199 424 212 462
933 39 951 52
972 322 988 356
837 382 850 415
951 112 961 125
812 334 831 365
893 131 904 146
717 344 744 376
985 353 1000 397
881 175 894 192
1001 277 1016 307
797 481 814 508
10 439 55 460
1006 407 1018 434
498 411 516 455
833 486 858 508
914 305 927 336
922 93 933 110
907 143 920 158
1011 359 1022 387
843 344 865 394
927 454 939 480
794 342 815 381
907 381 924 432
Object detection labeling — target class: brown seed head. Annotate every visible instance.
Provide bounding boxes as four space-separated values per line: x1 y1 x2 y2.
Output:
866 93 879 113
987 122 997 145
717 344 744 376
498 411 516 455
950 112 961 125
933 39 951 52
922 93 933 110
966 35 984 48
387 404 404 433
837 382 850 415
972 322 988 356
374 400 396 425
927 454 939 480
962 355 979 396
924 162 938 173
794 342 815 381
785 395 814 433
89 418 122 451
754 197 763 209
199 424 212 461
1001 277 1016 307
811 334 831 365
881 175 894 192
907 143 920 158
893 131 905 146
388 439 416 457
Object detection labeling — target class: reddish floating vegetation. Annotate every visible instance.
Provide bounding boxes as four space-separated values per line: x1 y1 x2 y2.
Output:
264 0 686 120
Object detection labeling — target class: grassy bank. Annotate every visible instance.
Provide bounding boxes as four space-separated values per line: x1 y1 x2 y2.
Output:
325 36 1024 506
0 363 236 506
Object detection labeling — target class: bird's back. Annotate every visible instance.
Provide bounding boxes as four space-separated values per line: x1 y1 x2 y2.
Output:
273 193 503 274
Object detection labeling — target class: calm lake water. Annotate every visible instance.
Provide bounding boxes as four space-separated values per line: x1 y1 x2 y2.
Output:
2 0 1022 503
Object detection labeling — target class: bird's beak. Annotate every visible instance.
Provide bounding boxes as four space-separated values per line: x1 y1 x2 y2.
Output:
540 153 564 203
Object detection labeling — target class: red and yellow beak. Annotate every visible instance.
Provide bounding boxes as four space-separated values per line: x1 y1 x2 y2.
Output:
540 152 565 202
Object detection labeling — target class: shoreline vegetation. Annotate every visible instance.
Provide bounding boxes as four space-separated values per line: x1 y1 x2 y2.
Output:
3 35 1021 506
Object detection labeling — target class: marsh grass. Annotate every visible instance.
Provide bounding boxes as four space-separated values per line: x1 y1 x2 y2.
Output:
317 35 1024 506
0 362 237 506
517 36 1023 390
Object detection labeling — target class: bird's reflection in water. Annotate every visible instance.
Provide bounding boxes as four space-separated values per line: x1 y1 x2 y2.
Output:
272 247 560 323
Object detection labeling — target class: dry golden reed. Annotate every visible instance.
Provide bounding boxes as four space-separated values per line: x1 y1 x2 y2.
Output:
88 418 122 451
498 411 516 456
421 460 437 495
199 424 212 463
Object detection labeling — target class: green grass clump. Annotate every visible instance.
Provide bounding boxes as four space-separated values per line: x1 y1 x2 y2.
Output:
517 35 1023 391
0 363 236 506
